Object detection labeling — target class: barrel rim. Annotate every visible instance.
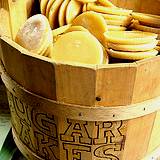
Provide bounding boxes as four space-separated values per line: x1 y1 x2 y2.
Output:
2 36 160 70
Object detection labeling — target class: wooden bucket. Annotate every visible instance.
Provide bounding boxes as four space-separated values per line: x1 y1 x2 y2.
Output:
1 0 160 160
1 40 160 160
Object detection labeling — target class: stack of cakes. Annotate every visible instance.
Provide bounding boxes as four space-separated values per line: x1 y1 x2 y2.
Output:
103 31 158 60
39 0 133 31
131 12 160 52
86 2 133 31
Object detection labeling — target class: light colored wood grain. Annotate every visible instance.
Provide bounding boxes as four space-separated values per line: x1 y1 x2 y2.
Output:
2 66 160 122
2 68 160 160
7 75 128 160
2 49 160 159
147 110 160 153
55 64 96 106
0 36 57 100
132 57 160 104
22 54 57 100
0 36 27 87
96 63 137 106
2 36 160 108
1 1 160 160
4 69 127 159
122 113 156 160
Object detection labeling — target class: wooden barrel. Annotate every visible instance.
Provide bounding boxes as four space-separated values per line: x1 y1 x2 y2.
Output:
1 39 160 160
1 0 160 160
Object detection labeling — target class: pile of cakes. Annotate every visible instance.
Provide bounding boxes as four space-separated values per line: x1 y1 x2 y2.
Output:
104 31 158 60
86 2 133 31
39 0 133 30
15 0 160 65
131 12 160 51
